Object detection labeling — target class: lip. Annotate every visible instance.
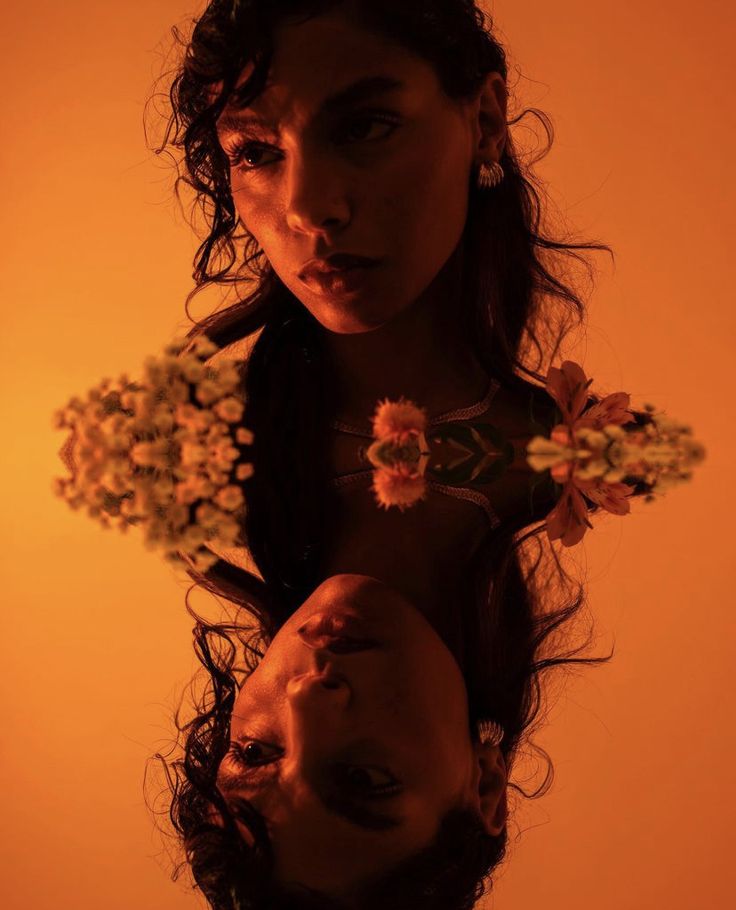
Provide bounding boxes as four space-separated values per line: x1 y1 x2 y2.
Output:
289 664 350 689
302 635 379 654
298 612 379 652
299 254 381 297
301 253 380 276
301 265 379 298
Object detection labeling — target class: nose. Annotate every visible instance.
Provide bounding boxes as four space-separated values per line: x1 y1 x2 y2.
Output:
286 670 351 707
284 153 349 235
281 671 351 803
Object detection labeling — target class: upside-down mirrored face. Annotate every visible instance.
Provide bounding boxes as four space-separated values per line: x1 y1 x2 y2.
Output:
216 574 506 899
215 1 483 333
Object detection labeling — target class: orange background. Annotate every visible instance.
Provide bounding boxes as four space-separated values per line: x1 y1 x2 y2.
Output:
1 1 733 908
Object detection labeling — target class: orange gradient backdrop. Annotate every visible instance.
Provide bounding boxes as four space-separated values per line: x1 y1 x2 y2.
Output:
1 2 733 908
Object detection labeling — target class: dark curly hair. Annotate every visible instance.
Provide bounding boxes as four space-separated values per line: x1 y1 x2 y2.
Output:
154 463 662 908
144 1 641 907
153 0 614 385
154 446 658 910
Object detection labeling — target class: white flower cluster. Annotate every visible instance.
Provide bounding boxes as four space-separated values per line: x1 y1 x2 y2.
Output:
527 407 705 496
52 335 253 573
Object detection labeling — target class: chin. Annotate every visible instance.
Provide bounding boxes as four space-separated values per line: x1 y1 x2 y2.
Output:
322 574 388 596
317 298 402 335
322 314 388 334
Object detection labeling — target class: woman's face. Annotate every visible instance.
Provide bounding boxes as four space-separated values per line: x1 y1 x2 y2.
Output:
216 2 505 333
217 574 506 898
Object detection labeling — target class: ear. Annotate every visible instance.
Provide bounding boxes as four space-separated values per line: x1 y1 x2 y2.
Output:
472 741 508 837
472 70 508 162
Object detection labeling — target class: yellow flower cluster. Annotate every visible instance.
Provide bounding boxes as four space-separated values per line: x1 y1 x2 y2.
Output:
52 334 254 573
527 406 706 496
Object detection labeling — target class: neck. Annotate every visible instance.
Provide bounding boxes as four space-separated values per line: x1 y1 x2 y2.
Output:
319 505 480 667
322 243 489 423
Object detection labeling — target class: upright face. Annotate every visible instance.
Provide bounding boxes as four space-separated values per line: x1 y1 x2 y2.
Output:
216 2 496 333
217 574 506 899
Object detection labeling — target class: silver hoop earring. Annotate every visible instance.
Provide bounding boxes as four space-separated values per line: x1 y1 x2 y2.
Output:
477 160 504 190
477 718 504 747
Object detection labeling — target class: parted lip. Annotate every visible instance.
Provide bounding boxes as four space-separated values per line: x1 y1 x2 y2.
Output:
300 253 379 281
301 635 379 654
298 613 379 653
290 663 350 688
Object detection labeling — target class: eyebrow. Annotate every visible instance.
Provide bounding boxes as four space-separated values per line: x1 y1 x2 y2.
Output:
218 764 403 833
216 74 406 136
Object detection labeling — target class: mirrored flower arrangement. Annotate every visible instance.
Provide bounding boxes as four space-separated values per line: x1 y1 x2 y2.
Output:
52 336 253 573
53 343 705 560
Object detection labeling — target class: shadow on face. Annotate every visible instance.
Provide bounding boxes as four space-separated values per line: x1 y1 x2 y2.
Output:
216 1 496 334
217 573 507 898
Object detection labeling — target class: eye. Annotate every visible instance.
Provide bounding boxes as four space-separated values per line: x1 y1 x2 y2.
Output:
229 740 401 796
223 111 401 173
334 763 402 797
223 140 279 171
336 112 401 144
229 738 282 767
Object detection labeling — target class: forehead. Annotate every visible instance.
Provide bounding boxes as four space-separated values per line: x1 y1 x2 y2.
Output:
268 4 408 77
217 74 408 137
216 9 438 134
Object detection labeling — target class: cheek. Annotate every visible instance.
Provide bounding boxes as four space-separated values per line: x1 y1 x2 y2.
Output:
410 131 471 227
379 152 468 249
231 190 274 245
404 645 469 725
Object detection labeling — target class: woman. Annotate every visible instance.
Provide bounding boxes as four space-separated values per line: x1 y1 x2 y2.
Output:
162 389 641 910
159 0 612 602
155 0 620 906
167 523 608 910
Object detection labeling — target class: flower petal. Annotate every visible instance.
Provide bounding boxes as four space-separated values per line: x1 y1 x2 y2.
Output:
577 392 636 430
546 361 591 424
546 482 592 547
372 397 427 442
372 465 426 511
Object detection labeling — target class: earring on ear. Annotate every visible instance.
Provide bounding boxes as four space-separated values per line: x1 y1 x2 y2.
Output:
477 718 504 746
477 160 504 190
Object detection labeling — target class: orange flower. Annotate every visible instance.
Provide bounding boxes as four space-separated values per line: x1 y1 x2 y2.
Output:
550 458 575 483
575 477 635 515
546 361 592 426
576 391 637 431
372 465 427 512
547 361 635 445
372 398 427 444
550 423 575 447
545 481 592 547
546 473 635 547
